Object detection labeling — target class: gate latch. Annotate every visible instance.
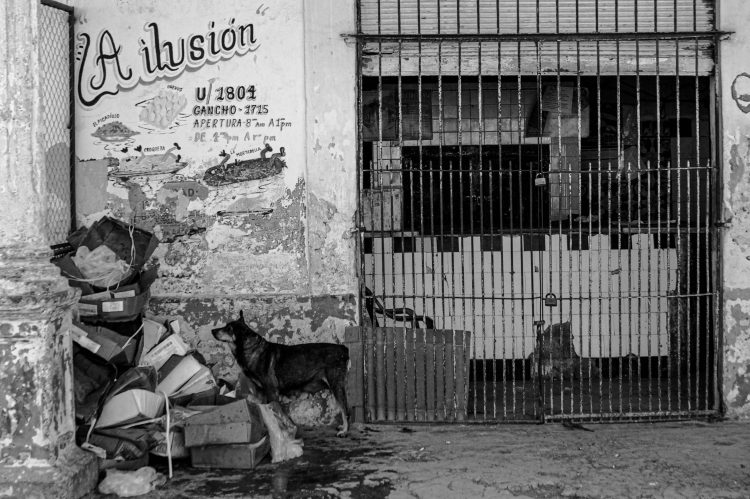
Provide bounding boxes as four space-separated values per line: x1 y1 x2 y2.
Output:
544 293 558 307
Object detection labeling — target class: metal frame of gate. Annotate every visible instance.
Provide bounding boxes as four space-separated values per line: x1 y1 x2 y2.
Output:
40 0 76 245
354 0 723 423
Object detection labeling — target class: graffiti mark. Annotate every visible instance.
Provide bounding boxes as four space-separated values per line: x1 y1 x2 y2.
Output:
109 142 186 178
202 144 286 186
731 73 750 114
91 120 139 142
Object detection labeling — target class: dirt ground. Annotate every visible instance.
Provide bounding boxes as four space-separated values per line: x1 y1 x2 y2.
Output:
100 420 750 499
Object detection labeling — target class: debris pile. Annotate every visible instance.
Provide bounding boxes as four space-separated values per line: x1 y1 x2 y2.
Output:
52 217 303 497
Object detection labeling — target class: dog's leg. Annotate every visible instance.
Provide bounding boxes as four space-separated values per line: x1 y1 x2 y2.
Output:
326 368 349 437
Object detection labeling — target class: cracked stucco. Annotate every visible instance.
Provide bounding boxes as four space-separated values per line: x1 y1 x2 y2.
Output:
720 0 750 417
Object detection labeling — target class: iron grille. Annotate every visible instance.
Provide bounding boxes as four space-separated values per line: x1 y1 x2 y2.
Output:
40 0 75 245
354 0 722 423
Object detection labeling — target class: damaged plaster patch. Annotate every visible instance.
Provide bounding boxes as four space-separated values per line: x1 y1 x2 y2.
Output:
154 180 307 296
204 224 248 251
307 192 356 296
147 294 356 379
724 136 750 290
725 301 750 415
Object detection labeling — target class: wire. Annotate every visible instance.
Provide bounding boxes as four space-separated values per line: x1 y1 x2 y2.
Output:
159 390 173 479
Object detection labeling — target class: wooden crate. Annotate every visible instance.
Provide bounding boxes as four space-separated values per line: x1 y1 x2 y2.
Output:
345 327 471 423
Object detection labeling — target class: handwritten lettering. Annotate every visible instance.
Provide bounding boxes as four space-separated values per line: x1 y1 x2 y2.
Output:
77 19 260 108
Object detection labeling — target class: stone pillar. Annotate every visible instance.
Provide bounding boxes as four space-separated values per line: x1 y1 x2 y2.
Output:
718 0 750 419
0 1 98 497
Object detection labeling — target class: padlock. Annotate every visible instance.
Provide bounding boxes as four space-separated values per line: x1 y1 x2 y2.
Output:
534 173 547 186
544 293 558 307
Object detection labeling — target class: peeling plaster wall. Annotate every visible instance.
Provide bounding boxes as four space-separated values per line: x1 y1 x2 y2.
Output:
0 315 76 464
72 0 358 373
719 0 750 418
147 295 356 381
304 2 359 296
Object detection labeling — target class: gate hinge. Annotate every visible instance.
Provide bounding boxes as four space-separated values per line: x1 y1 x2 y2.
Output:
714 220 731 229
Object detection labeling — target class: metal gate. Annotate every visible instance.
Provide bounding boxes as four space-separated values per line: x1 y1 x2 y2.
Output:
40 0 76 245
355 0 722 422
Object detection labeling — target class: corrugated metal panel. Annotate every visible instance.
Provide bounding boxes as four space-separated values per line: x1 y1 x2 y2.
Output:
362 39 714 76
361 0 714 34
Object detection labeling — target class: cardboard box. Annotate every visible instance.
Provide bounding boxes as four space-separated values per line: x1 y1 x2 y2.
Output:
140 334 189 371
140 318 168 359
190 436 269 469
96 389 165 429
111 282 140 299
156 355 203 396
184 399 266 448
54 256 157 298
170 386 220 408
78 291 148 322
150 428 189 459
72 321 140 365
170 366 216 399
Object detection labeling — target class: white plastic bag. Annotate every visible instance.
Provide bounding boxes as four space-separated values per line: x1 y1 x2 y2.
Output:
72 245 132 288
97 466 166 497
257 401 304 463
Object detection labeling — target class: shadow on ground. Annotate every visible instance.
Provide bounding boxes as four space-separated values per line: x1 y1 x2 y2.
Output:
114 427 396 499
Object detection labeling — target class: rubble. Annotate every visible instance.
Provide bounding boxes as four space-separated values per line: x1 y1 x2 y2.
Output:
57 217 302 496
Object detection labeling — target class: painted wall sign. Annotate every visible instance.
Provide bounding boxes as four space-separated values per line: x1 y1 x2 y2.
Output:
75 0 304 240
731 73 750 114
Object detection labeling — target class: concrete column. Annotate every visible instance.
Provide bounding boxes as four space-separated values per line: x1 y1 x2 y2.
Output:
719 0 750 418
0 1 98 497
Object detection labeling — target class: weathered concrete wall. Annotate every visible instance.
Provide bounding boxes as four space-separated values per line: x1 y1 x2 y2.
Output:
148 294 356 381
1 1 98 495
719 0 750 418
72 0 359 370
304 1 359 297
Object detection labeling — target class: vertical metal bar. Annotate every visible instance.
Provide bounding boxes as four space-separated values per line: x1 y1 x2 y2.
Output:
694 4 705 412
711 46 723 414
554 32 568 418
438 23 449 420
535 39 545 421
574 0 586 421
675 35 683 413
659 98 668 414
376 328 386 420
614 9 623 416
68 7 76 234
416 0 429 423
634 0 642 415
354 0 367 421
477 0 488 420
514 0 523 418
494 0 503 421
447 90 458 420
596 35 605 420
456 0 466 421
605 47 615 418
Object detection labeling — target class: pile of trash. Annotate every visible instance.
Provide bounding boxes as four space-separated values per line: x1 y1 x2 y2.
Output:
53 217 303 497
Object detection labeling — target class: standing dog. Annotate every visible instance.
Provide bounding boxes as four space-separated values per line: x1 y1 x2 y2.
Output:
212 311 350 436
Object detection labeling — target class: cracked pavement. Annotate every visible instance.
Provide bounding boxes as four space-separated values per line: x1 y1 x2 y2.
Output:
98 420 750 498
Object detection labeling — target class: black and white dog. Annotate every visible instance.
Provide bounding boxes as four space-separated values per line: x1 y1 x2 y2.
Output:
212 311 350 436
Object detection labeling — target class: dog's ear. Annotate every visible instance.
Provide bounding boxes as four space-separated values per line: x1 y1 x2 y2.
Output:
239 310 245 322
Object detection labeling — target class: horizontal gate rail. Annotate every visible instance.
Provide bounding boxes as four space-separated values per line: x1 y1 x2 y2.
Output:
348 31 727 42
